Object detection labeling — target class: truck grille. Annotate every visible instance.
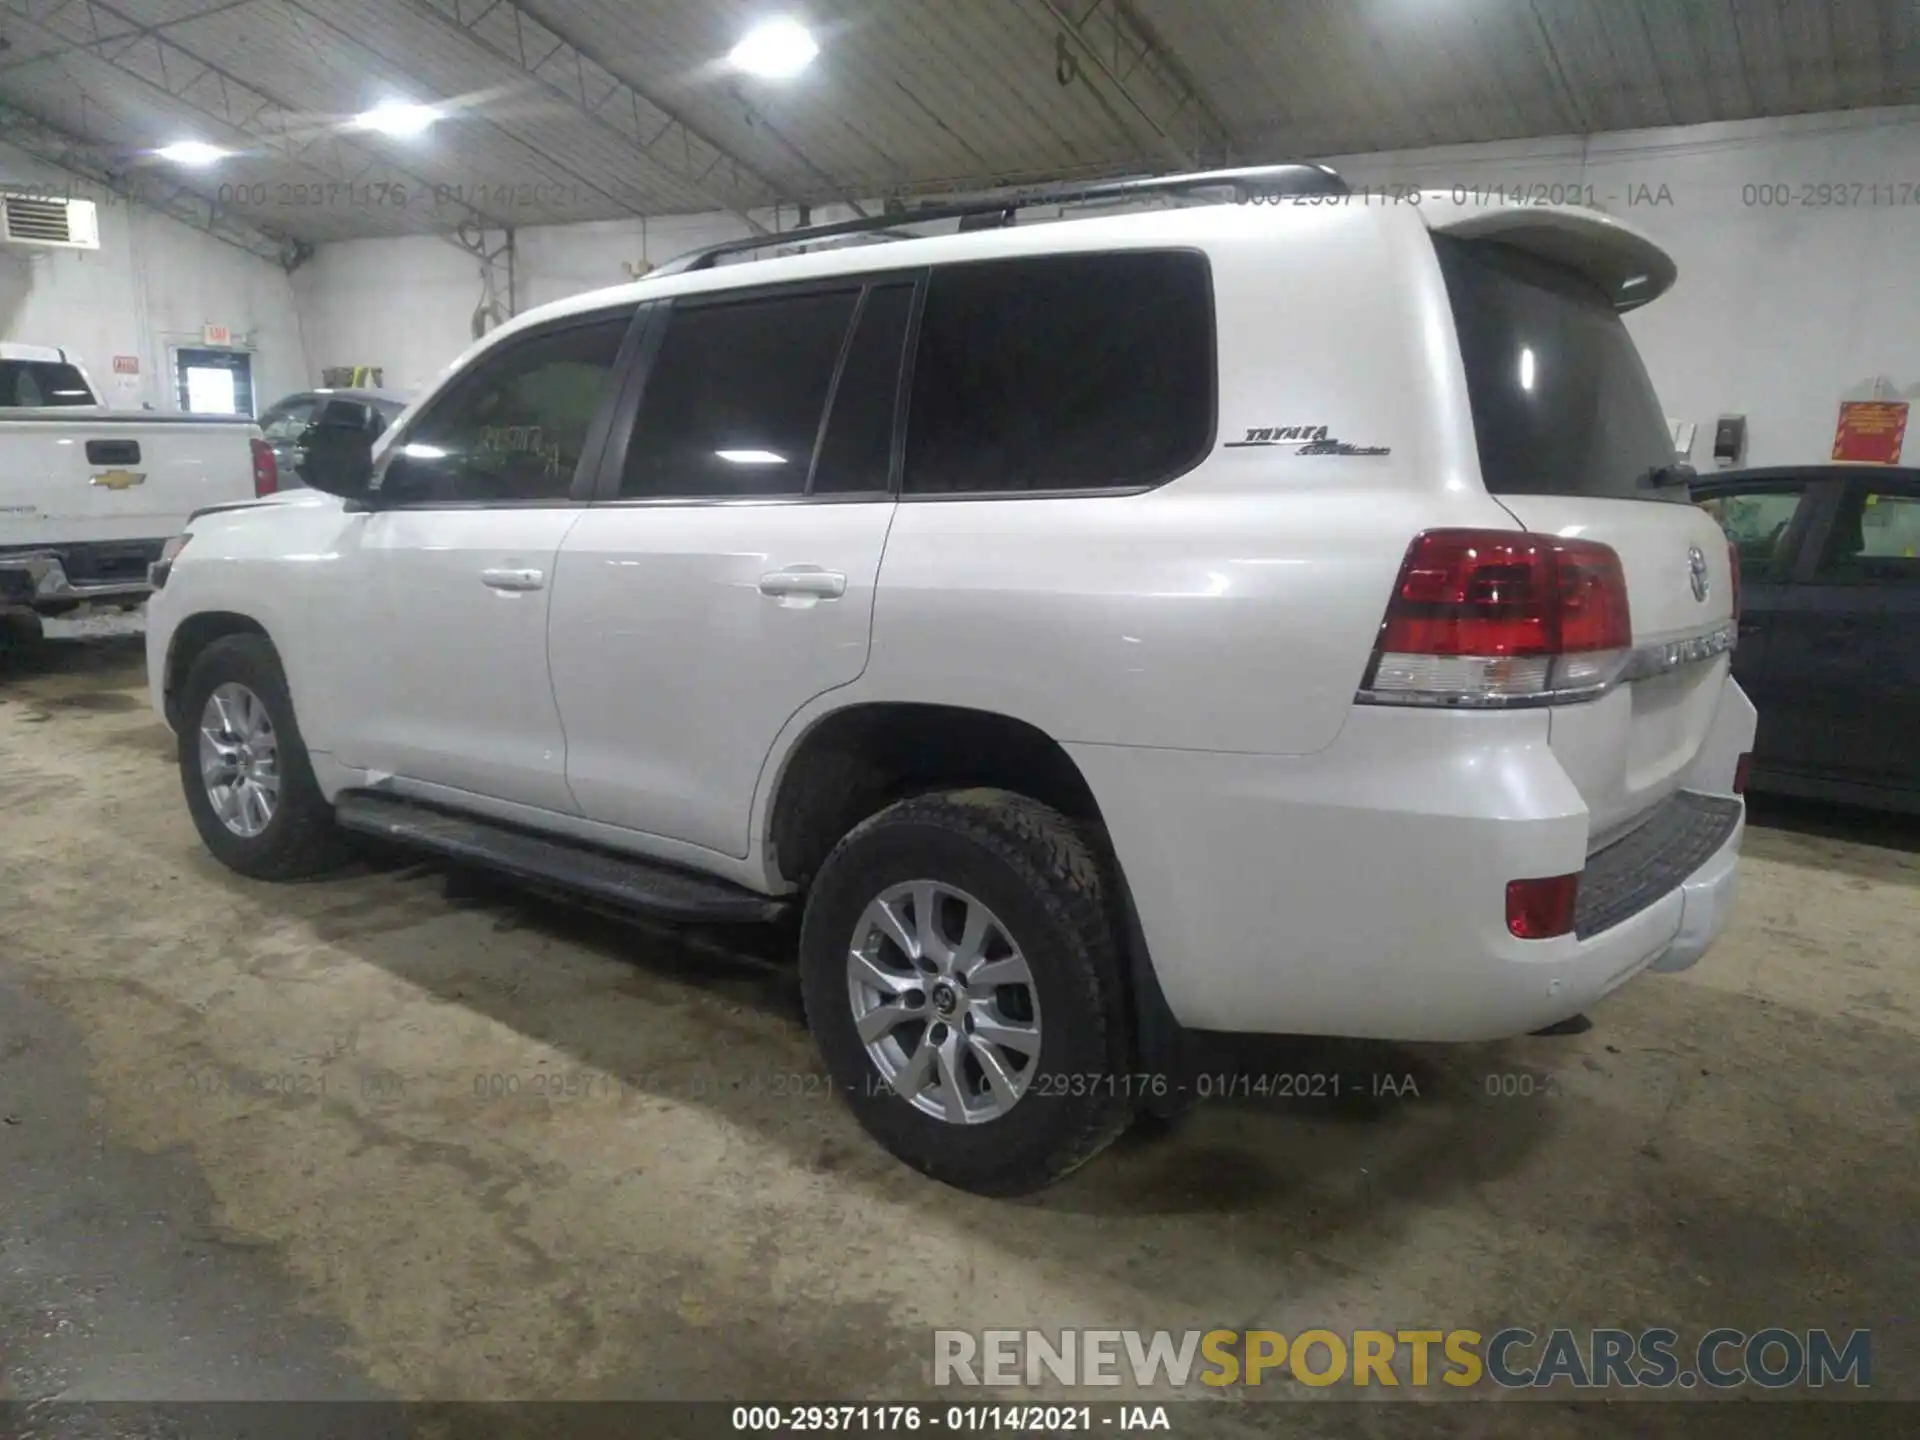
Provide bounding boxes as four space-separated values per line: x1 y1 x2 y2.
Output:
1574 791 1741 939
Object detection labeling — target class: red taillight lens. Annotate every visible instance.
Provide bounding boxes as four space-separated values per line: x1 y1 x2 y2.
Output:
1733 752 1752 795
1363 529 1632 706
1379 530 1631 656
1726 539 1741 624
251 437 278 497
1507 874 1580 939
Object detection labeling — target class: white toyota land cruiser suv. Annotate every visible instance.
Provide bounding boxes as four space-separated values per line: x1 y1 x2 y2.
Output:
147 166 1754 1195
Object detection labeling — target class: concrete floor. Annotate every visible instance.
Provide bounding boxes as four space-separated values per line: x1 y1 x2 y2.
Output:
1 626 1915 1435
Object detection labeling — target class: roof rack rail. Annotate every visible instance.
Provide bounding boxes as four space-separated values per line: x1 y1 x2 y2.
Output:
651 163 1347 276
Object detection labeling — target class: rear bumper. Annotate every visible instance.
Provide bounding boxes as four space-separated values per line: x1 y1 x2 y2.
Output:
0 541 161 608
1067 677 1755 1042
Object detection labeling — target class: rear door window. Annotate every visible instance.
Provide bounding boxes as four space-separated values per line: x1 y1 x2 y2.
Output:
903 250 1214 495
1695 483 1811 583
1435 236 1680 503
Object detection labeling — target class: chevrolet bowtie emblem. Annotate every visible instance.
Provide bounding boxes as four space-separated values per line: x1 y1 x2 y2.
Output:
91 469 147 490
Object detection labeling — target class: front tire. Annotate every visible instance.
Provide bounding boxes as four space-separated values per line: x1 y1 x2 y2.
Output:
799 789 1135 1195
177 633 351 880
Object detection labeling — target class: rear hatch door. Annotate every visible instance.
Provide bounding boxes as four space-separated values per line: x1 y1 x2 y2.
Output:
1430 215 1735 847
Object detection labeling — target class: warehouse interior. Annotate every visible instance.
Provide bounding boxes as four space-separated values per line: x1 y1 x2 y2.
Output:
1 1 1917 1433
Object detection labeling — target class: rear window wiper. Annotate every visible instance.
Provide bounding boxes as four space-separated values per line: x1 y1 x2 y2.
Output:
1636 461 1698 493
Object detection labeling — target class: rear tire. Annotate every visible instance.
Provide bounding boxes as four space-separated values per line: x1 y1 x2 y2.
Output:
177 634 351 880
799 788 1135 1195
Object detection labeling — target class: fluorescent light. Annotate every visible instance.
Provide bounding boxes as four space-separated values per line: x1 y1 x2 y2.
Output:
1518 346 1535 392
155 141 231 166
354 101 440 138
727 19 819 78
715 449 787 465
402 443 447 460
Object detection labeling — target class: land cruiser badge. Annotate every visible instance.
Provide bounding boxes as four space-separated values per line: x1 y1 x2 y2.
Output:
1225 424 1391 456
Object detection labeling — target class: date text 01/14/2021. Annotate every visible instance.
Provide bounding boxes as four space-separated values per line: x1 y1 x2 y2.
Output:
731 1405 1172 1432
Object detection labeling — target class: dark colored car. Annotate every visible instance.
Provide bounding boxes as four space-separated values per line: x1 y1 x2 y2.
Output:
258 388 409 483
1694 465 1920 813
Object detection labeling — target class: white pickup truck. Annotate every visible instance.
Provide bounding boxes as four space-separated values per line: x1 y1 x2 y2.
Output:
1 342 276 639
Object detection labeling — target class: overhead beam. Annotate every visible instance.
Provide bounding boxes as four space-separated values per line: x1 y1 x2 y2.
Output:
395 0 786 234
0 96 311 269
1034 0 1237 168
0 0 515 236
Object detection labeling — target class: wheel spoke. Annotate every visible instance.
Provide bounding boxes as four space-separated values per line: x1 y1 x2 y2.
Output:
849 946 915 997
969 1035 1023 1110
865 897 917 962
932 1036 967 1123
911 881 949 970
968 954 1031 989
953 902 994 971
892 1035 936 1100
971 1012 1040 1057
855 1002 912 1043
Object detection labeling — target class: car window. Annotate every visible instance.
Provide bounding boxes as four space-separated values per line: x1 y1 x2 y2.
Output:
621 288 860 499
1813 485 1920 586
0 359 93 407
383 315 631 505
903 251 1213 495
1695 485 1808 582
260 399 318 440
811 283 913 495
1435 237 1682 504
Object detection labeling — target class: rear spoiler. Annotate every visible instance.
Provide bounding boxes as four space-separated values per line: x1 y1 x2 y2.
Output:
1420 199 1677 312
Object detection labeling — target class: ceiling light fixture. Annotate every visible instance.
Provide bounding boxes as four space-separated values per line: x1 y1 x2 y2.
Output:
727 18 819 79
155 141 231 166
353 101 440 138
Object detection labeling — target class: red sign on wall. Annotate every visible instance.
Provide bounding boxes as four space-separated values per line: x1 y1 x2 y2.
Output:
1831 400 1908 465
111 355 139 375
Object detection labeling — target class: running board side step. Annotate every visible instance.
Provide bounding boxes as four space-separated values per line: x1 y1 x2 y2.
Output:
334 792 790 925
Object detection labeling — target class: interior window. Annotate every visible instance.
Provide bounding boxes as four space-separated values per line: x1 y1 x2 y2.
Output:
382 315 631 504
903 250 1214 495
621 288 860 499
1813 487 1920 586
1696 487 1806 582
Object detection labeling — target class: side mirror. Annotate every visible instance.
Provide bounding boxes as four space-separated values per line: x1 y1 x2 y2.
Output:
295 400 377 499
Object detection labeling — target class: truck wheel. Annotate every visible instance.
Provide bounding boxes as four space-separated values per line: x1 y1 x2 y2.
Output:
176 634 351 880
799 789 1135 1195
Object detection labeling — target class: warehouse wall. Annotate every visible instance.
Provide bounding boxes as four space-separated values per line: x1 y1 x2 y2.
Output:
1324 105 1920 470
292 106 1920 467
0 142 307 413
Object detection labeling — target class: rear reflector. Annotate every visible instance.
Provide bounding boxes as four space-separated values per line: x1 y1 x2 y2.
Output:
251 437 278 497
1507 874 1580 939
1360 529 1632 707
1733 751 1752 796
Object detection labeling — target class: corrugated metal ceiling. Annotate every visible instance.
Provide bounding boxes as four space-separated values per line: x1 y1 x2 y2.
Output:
0 0 1915 252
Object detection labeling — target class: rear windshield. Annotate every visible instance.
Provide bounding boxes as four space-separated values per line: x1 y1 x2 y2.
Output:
0 359 95 407
1434 236 1680 503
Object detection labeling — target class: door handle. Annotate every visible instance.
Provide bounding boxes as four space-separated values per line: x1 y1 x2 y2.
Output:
480 567 545 592
758 567 847 599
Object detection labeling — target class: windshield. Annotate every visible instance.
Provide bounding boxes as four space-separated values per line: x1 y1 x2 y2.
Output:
1435 236 1681 503
0 359 95 407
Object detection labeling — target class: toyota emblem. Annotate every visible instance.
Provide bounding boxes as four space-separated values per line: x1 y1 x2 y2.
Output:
1687 545 1709 603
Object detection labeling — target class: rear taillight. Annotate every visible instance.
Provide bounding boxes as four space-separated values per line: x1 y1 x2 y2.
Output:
1733 752 1752 795
1507 874 1579 939
251 437 278 497
1359 529 1633 707
1727 539 1741 625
